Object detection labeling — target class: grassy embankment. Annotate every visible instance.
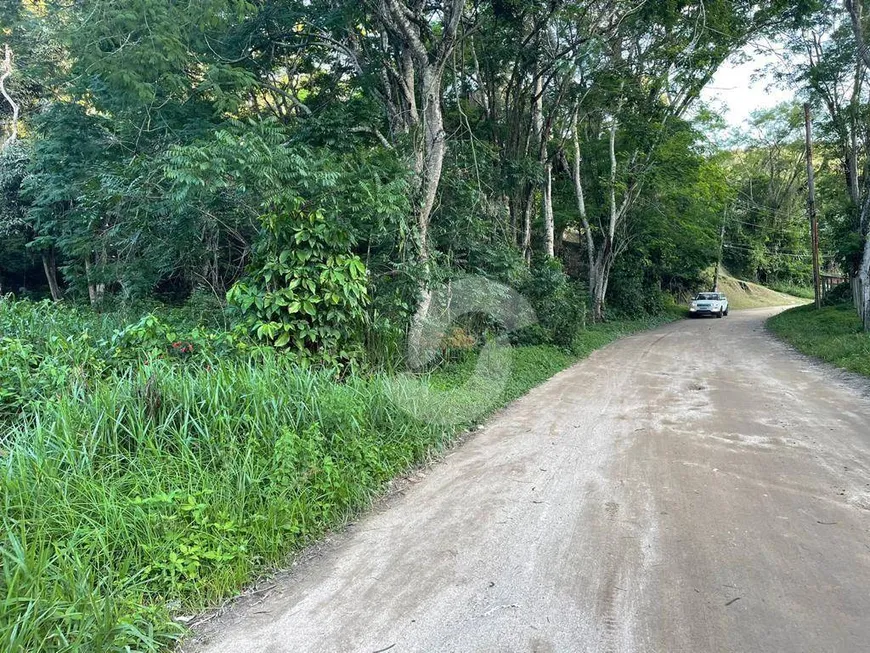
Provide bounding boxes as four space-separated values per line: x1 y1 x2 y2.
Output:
768 302 870 378
717 272 809 310
0 298 682 652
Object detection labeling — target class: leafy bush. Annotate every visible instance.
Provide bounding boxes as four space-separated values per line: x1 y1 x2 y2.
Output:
0 297 256 421
823 281 852 305
227 201 368 363
108 314 253 362
513 259 587 347
607 257 671 318
0 298 109 420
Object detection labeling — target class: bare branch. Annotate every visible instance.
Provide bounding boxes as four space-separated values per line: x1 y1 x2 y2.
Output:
255 80 312 116
349 126 395 149
845 0 870 70
1 45 20 149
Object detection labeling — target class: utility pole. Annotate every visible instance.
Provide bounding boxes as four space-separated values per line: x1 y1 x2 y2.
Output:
804 103 822 310
713 209 726 291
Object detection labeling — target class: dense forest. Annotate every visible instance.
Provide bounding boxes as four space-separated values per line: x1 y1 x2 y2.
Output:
1 0 847 337
3 1 870 651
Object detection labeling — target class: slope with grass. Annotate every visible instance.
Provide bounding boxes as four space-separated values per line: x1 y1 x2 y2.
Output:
0 299 682 652
717 273 809 310
768 303 870 378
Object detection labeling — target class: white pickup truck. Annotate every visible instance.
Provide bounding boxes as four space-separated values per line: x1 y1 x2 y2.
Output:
689 292 729 318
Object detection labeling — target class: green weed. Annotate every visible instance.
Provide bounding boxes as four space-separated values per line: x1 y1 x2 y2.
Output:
0 298 680 651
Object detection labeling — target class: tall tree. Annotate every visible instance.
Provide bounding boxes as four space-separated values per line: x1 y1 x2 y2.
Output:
844 0 870 327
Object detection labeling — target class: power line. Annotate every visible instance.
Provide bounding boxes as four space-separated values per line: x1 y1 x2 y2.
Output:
723 243 836 259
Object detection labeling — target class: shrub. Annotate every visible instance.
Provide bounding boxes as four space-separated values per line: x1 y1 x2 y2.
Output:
0 297 253 422
823 280 851 306
108 314 253 362
513 259 587 347
227 199 369 364
606 258 671 318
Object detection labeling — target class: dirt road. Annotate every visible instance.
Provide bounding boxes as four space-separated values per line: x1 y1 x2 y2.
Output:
190 308 870 653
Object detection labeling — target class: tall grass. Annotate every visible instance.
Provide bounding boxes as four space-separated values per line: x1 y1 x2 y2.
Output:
1 358 455 651
0 299 681 651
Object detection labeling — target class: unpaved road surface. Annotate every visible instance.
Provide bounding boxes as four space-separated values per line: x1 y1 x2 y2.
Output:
190 308 870 653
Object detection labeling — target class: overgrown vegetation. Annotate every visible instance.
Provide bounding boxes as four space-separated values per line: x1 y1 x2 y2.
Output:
0 297 681 652
1 0 814 317
767 282 817 300
768 303 870 377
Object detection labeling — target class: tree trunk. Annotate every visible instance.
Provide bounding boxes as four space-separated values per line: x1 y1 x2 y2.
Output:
570 113 596 281
521 187 534 264
846 0 870 70
407 67 448 361
847 121 861 209
1 44 20 149
528 70 544 263
859 232 870 331
846 0 870 327
591 270 608 322
587 118 623 323
417 68 446 262
568 112 608 319
84 256 104 307
373 0 464 359
543 159 555 257
590 238 613 322
860 189 870 330
95 248 106 304
42 249 62 301
84 258 96 305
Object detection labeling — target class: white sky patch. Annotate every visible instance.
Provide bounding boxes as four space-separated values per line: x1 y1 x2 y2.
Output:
701 40 795 129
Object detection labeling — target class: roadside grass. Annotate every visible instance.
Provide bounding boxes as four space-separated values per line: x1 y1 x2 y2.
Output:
767 282 816 300
767 303 870 377
0 300 681 652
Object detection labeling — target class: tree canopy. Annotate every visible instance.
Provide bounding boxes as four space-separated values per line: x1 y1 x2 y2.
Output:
1 0 852 340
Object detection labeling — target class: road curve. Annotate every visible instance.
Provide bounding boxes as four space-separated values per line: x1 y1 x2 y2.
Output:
189 308 870 653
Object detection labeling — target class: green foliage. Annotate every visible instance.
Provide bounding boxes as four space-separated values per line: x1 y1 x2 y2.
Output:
768 303 870 377
616 121 728 299
227 202 369 361
722 105 814 286
607 255 673 318
108 314 253 363
4 0 809 317
823 280 853 305
513 259 588 348
0 297 251 421
0 299 106 420
0 297 682 652
767 282 817 300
